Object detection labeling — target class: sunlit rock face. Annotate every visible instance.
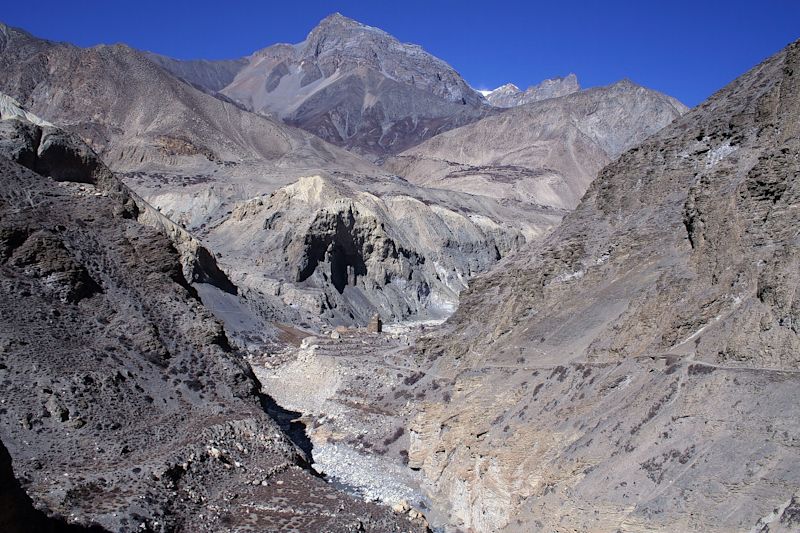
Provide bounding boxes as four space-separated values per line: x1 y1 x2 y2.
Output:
217 13 494 157
204 174 559 325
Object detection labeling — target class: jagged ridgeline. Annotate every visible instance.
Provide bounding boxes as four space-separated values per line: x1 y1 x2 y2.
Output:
482 73 580 107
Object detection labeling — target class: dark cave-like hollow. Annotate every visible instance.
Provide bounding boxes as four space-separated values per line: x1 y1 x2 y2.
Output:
297 211 368 294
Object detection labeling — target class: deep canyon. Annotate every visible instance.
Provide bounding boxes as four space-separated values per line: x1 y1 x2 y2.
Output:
0 11 799 533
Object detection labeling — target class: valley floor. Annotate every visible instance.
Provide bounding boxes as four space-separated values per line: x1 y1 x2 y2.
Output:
249 320 800 532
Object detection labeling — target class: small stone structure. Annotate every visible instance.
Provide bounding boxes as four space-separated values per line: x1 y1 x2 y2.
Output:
367 313 382 333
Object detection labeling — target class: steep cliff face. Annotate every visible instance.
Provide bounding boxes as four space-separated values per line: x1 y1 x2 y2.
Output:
384 80 688 210
401 40 800 531
441 42 798 369
204 174 557 325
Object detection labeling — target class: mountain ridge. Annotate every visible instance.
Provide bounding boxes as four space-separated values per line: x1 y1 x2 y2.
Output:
484 73 581 107
385 78 688 210
213 13 492 156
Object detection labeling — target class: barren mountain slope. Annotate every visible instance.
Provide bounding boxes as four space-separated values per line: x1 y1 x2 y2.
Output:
0 21 555 326
385 80 688 209
215 13 494 157
0 102 424 532
0 21 377 185
145 52 248 93
398 40 800 531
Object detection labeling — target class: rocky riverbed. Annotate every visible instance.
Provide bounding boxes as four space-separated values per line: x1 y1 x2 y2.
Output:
251 321 448 530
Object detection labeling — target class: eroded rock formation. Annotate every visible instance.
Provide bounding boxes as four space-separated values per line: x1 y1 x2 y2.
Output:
204 174 558 325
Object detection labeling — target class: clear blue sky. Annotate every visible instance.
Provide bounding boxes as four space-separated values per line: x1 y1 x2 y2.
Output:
3 0 799 107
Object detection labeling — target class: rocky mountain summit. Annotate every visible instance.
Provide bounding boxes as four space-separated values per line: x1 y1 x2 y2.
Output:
483 73 580 107
385 79 688 210
0 97 425 532
0 21 376 184
155 13 494 157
